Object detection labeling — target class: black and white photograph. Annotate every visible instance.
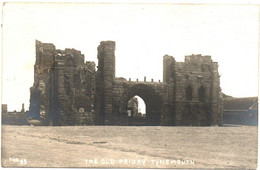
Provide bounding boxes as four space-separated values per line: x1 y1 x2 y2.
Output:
1 2 259 169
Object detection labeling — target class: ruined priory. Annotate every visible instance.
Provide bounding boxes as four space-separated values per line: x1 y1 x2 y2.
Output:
29 40 223 126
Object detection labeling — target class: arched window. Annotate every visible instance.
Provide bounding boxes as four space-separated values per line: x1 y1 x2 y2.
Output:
198 86 206 101
66 59 74 73
185 85 192 101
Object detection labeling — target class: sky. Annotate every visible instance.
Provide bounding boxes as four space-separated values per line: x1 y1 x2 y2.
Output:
1 3 259 111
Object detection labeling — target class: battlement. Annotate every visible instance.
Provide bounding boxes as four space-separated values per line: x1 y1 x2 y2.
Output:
36 40 55 49
100 41 115 46
185 54 212 63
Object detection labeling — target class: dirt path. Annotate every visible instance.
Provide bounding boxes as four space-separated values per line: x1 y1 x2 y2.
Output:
1 125 258 169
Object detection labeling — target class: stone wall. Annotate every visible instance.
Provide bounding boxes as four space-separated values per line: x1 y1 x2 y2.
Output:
170 54 223 125
29 40 95 125
29 40 222 126
111 78 173 125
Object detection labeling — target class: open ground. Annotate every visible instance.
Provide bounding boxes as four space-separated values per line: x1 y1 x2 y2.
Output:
1 125 257 169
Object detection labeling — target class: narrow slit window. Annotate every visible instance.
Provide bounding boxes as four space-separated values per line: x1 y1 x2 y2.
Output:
198 86 206 101
185 86 192 101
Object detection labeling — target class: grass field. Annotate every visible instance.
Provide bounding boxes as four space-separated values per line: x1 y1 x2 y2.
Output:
1 125 258 169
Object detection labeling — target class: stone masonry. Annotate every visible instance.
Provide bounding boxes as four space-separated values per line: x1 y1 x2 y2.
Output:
29 40 223 126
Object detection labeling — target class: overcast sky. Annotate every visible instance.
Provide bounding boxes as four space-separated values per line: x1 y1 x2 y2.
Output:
1 3 259 111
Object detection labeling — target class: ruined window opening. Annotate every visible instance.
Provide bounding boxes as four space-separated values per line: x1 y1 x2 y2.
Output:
66 60 74 74
73 73 79 88
198 86 206 102
86 75 92 94
185 86 192 101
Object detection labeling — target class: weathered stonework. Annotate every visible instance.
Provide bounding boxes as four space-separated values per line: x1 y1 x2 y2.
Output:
29 40 95 125
29 40 223 126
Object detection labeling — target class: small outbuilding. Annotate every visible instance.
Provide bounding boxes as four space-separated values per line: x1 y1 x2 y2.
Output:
223 97 258 125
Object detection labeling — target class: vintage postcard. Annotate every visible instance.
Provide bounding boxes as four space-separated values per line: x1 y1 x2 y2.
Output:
1 2 259 169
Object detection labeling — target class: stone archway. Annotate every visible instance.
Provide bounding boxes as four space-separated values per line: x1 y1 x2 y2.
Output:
118 84 163 126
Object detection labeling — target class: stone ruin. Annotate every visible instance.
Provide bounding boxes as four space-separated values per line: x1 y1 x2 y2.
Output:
29 40 223 126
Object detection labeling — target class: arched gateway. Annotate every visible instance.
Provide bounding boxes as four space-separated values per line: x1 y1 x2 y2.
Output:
94 41 223 126
29 40 223 126
118 84 163 126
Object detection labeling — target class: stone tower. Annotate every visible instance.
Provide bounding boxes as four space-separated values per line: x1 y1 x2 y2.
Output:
95 41 116 125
